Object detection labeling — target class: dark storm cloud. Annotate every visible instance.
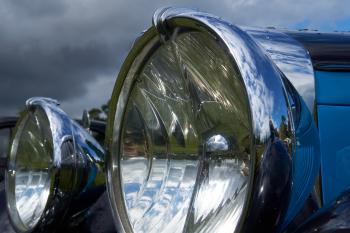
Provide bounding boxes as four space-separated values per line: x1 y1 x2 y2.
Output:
0 37 118 110
0 0 349 117
0 0 138 116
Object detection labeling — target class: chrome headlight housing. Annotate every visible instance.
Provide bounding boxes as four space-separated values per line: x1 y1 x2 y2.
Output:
5 97 105 233
106 8 320 233
6 103 52 231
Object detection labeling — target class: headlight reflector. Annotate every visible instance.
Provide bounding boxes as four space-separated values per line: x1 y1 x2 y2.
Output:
7 108 52 231
110 31 252 233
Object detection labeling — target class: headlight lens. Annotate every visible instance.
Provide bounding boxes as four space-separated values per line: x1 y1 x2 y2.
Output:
6 107 52 231
112 31 252 233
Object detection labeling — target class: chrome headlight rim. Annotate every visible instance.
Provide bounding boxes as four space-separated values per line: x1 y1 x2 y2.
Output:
105 9 260 233
106 28 163 233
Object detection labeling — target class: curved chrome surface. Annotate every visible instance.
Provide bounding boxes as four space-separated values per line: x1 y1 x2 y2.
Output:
106 7 320 233
106 8 319 232
242 27 316 115
119 31 252 233
279 77 320 230
243 27 320 229
7 106 52 231
6 97 105 233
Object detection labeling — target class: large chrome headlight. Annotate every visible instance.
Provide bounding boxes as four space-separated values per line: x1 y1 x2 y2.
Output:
5 97 105 233
106 8 320 233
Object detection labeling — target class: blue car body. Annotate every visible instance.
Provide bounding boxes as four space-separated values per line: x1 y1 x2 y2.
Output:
249 29 350 208
274 31 350 232
290 33 350 206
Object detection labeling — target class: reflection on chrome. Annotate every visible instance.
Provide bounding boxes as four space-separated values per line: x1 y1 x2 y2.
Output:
12 108 52 229
116 31 251 233
279 78 321 228
107 7 320 233
206 135 229 152
191 159 247 233
243 27 315 114
15 171 49 228
6 97 105 233
122 159 198 233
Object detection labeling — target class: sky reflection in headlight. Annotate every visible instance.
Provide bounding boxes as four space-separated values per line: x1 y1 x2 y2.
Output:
119 31 252 233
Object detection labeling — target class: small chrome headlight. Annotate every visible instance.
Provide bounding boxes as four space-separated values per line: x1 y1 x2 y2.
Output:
6 97 105 233
106 8 320 233
6 107 52 231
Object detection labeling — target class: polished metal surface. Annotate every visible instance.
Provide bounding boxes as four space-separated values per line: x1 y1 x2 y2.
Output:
119 31 252 233
106 7 320 233
242 27 316 115
5 97 105 233
278 77 320 229
12 108 52 229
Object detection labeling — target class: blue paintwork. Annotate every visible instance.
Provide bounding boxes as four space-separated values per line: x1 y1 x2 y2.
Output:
316 71 350 105
316 70 350 204
317 105 350 204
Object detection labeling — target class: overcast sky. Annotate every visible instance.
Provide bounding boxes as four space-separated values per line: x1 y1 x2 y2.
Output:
1 0 350 118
